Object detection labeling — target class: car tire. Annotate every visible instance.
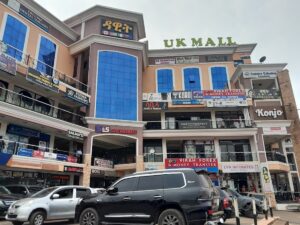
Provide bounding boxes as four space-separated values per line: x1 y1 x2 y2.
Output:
79 208 99 225
12 222 23 225
158 209 186 225
29 211 46 225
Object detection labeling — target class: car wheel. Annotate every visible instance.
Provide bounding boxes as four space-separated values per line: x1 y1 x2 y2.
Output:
79 208 99 225
158 209 186 225
12 222 23 225
29 211 46 225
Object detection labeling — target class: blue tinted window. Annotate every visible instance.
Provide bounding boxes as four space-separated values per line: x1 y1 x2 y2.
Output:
211 67 228 90
2 15 27 61
184 68 201 91
157 69 173 93
96 51 137 121
37 36 56 76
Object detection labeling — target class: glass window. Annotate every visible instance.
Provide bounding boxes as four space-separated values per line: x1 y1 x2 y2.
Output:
183 68 201 91
76 188 91 198
211 67 228 90
157 69 173 93
6 186 26 195
96 51 137 121
137 175 163 191
164 174 185 189
114 177 138 192
36 36 56 76
55 188 73 199
2 15 27 61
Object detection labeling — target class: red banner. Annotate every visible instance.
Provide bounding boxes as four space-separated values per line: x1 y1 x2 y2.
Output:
32 150 44 159
165 158 218 169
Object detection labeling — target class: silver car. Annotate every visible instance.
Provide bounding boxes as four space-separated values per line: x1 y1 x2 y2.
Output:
5 185 94 225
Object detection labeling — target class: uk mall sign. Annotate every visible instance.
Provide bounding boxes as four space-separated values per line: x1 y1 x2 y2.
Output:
164 37 237 48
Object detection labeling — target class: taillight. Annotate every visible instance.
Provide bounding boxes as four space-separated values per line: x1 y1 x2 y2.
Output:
207 209 213 215
223 198 230 208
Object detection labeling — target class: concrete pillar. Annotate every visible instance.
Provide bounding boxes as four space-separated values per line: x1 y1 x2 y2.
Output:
49 133 55 152
0 121 8 137
214 138 220 161
162 139 167 160
136 138 144 172
80 153 91 187
250 135 258 161
211 110 216 128
161 111 166 129
287 172 295 192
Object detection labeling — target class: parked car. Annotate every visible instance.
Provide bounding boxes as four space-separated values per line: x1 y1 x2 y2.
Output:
244 192 266 201
6 185 94 225
75 169 224 225
215 187 234 222
0 186 21 218
223 188 264 217
5 185 44 198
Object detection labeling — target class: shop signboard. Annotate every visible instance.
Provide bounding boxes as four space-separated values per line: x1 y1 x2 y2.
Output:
64 166 83 173
0 53 16 75
246 89 280 99
67 130 84 141
94 158 113 169
221 163 260 173
7 124 40 138
206 99 247 107
243 71 277 79
101 19 134 40
65 88 89 105
143 93 171 102
95 125 137 135
172 91 192 100
178 120 211 129
254 106 285 120
165 158 218 173
192 91 204 99
0 152 12 165
203 90 246 99
155 58 176 65
164 37 237 48
32 150 44 159
143 102 168 110
206 55 228 62
260 163 273 192
175 56 200 64
263 127 287 135
91 168 105 175
44 152 57 160
17 148 33 157
26 67 59 93
56 153 68 161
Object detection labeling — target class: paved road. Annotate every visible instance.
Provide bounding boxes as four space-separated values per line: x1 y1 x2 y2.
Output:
0 211 299 225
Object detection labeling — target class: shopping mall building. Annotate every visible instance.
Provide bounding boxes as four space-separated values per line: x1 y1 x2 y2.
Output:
0 0 299 209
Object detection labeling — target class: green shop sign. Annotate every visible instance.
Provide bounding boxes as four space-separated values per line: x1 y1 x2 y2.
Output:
164 37 237 48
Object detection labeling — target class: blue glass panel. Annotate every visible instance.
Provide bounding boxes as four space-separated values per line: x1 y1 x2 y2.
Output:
211 67 228 90
157 69 173 93
183 68 201 91
36 36 56 76
96 51 137 121
2 15 27 61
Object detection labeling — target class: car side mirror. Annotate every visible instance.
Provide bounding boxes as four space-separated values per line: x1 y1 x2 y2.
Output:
52 194 60 199
107 187 118 195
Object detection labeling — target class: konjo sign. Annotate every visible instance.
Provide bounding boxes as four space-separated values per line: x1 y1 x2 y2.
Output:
255 108 283 119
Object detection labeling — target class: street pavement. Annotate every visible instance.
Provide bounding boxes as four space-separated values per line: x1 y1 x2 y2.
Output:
0 211 299 225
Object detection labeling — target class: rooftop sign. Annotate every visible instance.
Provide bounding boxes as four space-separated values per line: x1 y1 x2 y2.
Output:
164 37 237 48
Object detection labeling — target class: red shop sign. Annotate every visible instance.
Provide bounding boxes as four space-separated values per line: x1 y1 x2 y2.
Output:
111 129 137 135
165 158 218 169
32 150 44 159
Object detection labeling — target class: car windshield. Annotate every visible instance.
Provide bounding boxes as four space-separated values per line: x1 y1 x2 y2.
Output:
227 188 241 197
0 186 11 195
31 187 57 198
28 186 44 194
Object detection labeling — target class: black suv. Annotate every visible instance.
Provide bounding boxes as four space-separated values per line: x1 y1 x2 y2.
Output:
75 169 223 225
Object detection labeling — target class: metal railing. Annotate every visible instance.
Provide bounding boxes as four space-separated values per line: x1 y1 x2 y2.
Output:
143 152 216 163
0 86 86 126
0 139 82 164
266 151 287 163
144 119 253 130
221 152 257 162
289 164 297 171
0 41 89 93
274 191 300 203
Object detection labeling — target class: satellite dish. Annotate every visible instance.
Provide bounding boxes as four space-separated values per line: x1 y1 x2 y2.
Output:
259 56 266 63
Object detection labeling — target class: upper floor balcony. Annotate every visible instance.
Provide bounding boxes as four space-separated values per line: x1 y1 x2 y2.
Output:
266 151 287 163
0 86 86 127
0 42 89 94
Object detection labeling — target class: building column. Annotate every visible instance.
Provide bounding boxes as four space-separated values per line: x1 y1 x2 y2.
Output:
136 138 144 172
49 134 55 152
288 172 295 192
162 139 167 161
0 121 8 137
211 110 216 128
214 138 220 162
80 135 93 187
161 111 166 129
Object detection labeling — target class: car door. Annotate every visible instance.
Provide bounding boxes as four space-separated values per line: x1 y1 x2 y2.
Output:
130 174 164 223
48 188 75 219
101 176 138 224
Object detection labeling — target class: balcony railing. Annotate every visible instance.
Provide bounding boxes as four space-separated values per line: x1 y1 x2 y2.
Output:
221 152 257 162
289 164 297 171
0 42 89 93
0 86 86 126
0 139 82 164
144 119 253 130
266 151 287 163
144 152 216 163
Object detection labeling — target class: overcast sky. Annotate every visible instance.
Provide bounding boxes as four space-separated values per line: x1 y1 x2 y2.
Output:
36 0 300 110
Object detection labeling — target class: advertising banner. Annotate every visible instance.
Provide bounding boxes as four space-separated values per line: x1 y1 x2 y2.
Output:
0 53 16 75
207 99 247 107
0 152 12 165
26 67 59 93
260 163 273 192
17 148 33 157
246 89 280 99
221 163 260 173
44 152 57 160
263 127 287 135
32 150 44 159
94 158 114 168
155 58 176 65
175 56 200 64
65 88 89 105
143 93 170 102
56 153 68 161
165 158 218 172
178 120 211 129
67 130 84 141
101 19 134 40
64 166 83 173
243 71 277 78
203 90 246 99
143 102 168 110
